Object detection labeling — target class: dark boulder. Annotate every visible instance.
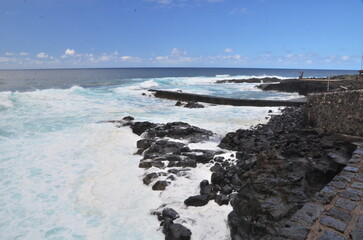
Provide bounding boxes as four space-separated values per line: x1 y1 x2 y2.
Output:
145 122 213 143
139 160 152 169
131 121 157 135
162 208 180 221
184 195 210 207
211 172 225 185
143 140 186 159
143 172 158 185
152 180 169 191
136 139 153 151
215 194 229 206
182 150 218 163
123 116 134 121
163 222 192 240
221 184 233 195
184 101 204 108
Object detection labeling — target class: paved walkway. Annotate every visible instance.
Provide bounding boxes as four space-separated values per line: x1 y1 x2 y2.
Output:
282 142 363 240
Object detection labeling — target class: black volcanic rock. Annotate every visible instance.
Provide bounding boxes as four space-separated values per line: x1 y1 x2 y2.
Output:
184 101 204 108
184 195 210 207
218 107 356 239
131 121 157 135
152 180 169 191
163 222 192 240
162 208 180 221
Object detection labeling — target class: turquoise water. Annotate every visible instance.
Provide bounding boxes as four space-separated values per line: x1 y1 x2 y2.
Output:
0 71 307 239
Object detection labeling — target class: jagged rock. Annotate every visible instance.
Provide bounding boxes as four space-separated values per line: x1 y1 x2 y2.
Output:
184 101 204 108
152 180 169 191
136 139 153 151
215 194 229 206
218 107 356 239
143 140 187 159
151 161 165 169
145 122 213 142
163 222 192 240
175 101 183 106
182 150 218 163
200 184 217 200
184 195 209 207
211 172 225 185
131 121 158 135
221 184 233 195
139 160 152 168
143 172 158 185
210 164 225 173
162 208 180 221
123 116 134 121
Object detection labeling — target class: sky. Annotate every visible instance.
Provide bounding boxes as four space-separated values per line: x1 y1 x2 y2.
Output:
1 0 363 70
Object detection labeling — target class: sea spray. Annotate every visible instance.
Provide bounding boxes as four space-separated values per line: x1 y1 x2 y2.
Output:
0 72 302 239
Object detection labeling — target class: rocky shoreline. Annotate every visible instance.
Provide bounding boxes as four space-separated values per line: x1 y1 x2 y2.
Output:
109 104 357 239
213 75 363 96
107 75 363 239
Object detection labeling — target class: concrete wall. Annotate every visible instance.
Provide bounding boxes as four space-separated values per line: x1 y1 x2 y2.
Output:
306 90 363 137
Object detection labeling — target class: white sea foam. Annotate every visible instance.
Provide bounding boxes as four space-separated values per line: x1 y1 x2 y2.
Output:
0 76 299 239
0 91 14 108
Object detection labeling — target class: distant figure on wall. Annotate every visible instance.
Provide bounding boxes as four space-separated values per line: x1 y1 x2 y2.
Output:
298 71 304 80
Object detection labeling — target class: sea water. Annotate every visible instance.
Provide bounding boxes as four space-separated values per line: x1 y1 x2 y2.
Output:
0 68 356 240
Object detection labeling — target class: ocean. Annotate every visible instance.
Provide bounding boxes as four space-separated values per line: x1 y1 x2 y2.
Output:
0 68 357 240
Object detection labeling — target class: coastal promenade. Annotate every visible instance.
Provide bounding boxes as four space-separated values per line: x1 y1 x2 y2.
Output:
281 142 363 240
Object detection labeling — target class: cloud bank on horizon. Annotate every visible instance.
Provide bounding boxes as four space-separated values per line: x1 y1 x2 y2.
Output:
0 0 362 69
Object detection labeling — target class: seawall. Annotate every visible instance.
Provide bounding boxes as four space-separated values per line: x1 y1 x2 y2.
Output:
307 90 363 137
149 89 306 107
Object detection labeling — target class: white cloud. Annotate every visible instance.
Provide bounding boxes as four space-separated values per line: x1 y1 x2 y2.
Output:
120 56 142 62
342 56 350 61
154 48 193 64
224 48 233 53
98 55 111 62
36 52 49 58
170 48 187 57
147 0 172 4
65 49 75 56
4 52 28 56
305 59 313 64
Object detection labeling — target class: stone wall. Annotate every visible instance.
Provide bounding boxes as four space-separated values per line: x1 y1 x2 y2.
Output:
307 90 363 137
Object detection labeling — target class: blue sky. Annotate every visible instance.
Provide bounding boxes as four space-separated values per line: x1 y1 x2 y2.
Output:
1 0 362 69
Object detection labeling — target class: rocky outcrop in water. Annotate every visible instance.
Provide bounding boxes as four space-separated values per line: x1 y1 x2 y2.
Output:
110 117 219 239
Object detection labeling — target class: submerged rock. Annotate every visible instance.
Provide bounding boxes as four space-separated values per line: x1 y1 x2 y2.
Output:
184 101 204 108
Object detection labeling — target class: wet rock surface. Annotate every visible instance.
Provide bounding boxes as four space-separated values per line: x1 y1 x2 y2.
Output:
183 101 205 108
218 107 356 239
109 106 357 240
110 117 217 239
